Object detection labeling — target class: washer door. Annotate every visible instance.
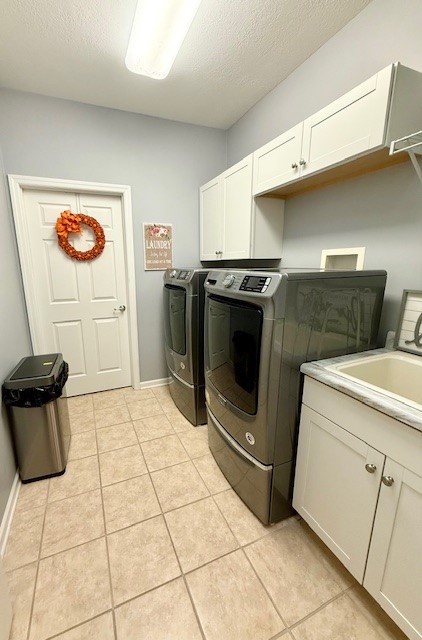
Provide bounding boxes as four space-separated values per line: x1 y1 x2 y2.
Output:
206 295 263 415
164 285 186 356
164 284 195 384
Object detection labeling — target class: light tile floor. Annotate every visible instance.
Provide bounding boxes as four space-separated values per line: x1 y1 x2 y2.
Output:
4 385 407 640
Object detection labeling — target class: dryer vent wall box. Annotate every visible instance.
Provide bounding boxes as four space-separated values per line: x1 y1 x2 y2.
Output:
321 247 366 271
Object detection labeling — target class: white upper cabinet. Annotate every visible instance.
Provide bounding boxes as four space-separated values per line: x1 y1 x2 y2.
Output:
253 123 303 195
221 156 253 260
200 154 284 261
252 62 422 196
200 176 223 261
300 65 393 177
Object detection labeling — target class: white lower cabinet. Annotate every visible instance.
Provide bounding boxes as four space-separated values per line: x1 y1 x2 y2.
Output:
293 405 385 583
294 378 422 640
364 461 422 640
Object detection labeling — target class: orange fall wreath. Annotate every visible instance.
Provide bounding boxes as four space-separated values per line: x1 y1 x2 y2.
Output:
55 210 105 261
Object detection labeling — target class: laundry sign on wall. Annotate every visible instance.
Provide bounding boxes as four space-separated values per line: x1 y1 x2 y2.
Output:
143 223 173 270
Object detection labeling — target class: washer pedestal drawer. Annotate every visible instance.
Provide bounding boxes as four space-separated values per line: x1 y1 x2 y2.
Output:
207 407 272 524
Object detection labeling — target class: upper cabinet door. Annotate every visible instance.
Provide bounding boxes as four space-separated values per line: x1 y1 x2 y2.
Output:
300 64 394 177
200 177 223 261
222 155 253 260
252 123 303 195
364 461 422 640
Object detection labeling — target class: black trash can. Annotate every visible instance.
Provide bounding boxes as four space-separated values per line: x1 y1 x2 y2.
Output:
2 354 71 483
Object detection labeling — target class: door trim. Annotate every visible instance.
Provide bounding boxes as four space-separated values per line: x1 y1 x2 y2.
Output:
8 175 141 391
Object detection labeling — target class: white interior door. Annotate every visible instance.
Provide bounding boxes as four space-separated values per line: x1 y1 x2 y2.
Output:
19 189 132 396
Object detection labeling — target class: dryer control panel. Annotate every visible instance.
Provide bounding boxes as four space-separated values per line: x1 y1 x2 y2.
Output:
205 271 278 296
239 275 272 293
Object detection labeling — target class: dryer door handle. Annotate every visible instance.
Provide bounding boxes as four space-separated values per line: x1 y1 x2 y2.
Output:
217 394 227 407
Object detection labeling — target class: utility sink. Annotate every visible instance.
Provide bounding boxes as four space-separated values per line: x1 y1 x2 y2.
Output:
327 351 422 410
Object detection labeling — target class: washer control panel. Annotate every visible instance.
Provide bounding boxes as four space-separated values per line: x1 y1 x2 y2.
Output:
177 270 191 280
239 275 272 293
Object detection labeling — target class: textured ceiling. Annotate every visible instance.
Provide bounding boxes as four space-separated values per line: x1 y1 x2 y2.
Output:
0 0 372 128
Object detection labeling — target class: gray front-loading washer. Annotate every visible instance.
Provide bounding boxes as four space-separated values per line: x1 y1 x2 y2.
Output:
163 268 208 425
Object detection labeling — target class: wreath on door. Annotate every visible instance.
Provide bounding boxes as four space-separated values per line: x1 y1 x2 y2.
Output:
55 210 106 261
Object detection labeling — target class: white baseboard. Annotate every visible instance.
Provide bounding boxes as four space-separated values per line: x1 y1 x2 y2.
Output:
0 472 20 558
140 377 171 390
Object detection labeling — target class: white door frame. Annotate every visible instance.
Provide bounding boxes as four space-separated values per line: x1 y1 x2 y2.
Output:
8 174 141 390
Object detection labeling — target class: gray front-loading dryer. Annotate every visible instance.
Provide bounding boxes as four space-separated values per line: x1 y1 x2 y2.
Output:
163 268 208 425
204 268 387 523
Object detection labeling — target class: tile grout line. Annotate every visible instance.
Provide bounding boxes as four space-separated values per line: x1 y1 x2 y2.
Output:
286 589 346 634
5 482 233 572
25 475 51 640
210 491 292 631
241 547 289 631
131 403 209 639
41 610 114 640
93 415 119 640
145 461 208 640
241 519 351 633
24 469 226 567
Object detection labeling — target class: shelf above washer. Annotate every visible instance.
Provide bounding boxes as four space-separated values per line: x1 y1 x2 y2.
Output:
390 130 422 186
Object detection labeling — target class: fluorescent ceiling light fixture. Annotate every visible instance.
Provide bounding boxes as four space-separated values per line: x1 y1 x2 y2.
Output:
125 0 202 80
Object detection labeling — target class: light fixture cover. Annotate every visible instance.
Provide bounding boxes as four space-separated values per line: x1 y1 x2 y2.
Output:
125 0 202 80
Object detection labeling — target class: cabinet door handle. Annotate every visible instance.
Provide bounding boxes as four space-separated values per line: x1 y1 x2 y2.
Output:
382 475 394 487
299 158 307 166
291 162 298 169
365 463 377 474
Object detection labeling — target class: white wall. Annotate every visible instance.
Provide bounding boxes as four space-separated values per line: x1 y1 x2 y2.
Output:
0 146 32 522
0 89 227 383
227 0 422 340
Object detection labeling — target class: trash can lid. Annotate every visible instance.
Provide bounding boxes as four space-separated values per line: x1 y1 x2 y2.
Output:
4 354 63 389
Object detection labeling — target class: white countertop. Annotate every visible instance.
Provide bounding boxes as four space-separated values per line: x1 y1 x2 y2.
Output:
301 348 422 433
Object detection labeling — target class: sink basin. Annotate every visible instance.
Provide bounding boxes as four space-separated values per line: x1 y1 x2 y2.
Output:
327 351 422 410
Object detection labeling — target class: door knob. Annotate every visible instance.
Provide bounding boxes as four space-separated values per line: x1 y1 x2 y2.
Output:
365 463 377 474
382 475 394 487
114 305 126 312
291 162 298 169
299 158 307 166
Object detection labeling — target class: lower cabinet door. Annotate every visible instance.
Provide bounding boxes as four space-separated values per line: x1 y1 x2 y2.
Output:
364 461 422 640
293 405 384 582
